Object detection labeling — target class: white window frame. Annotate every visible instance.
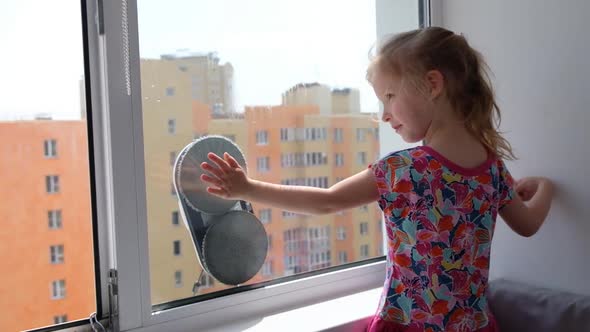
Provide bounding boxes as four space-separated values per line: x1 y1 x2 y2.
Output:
44 139 58 158
259 208 271 224
45 175 60 194
53 315 68 324
89 0 425 331
168 118 176 134
333 128 343 143
256 130 269 145
51 279 66 299
360 222 369 236
48 209 62 229
257 156 270 172
174 270 183 288
50 244 65 264
337 226 346 240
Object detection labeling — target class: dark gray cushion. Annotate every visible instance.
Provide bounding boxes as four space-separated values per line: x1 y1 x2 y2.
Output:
488 278 590 332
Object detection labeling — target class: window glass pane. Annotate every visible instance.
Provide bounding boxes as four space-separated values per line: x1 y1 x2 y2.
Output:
0 1 96 331
137 0 384 307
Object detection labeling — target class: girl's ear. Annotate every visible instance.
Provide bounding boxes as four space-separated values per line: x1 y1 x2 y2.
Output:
425 70 444 100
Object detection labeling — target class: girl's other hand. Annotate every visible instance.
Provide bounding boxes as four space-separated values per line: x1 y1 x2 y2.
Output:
515 177 554 202
200 152 252 200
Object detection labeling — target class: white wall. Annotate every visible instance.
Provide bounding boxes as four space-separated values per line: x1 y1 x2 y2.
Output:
439 0 590 295
375 0 421 157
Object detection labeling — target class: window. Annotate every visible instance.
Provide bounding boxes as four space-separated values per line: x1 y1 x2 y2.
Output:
1 1 99 330
166 87 176 96
174 270 183 287
48 210 62 229
333 128 343 143
360 205 369 212
282 211 297 218
199 274 214 289
267 234 272 250
259 209 272 223
338 251 348 264
262 261 273 276
356 128 366 142
44 139 57 158
168 118 176 134
257 156 270 172
173 240 181 256
256 130 268 145
50 245 64 264
335 153 344 167
45 175 59 194
51 280 66 299
360 245 370 259
360 222 369 236
337 226 346 240
105 0 423 329
172 211 180 226
357 151 367 165
170 151 176 166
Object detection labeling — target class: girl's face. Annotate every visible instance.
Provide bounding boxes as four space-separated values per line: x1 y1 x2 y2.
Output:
371 69 434 143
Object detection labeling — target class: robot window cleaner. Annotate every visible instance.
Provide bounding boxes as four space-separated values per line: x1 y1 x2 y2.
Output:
172 135 268 291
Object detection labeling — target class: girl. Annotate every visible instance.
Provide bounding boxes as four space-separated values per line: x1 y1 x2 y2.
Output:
199 27 554 332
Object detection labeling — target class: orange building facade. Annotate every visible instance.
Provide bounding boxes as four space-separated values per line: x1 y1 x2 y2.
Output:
0 121 95 331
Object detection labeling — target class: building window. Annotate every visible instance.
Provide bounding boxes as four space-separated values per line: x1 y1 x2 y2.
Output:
45 175 60 194
51 280 66 299
335 153 344 167
50 245 64 264
171 183 176 196
259 209 271 224
360 245 370 259
356 128 366 142
360 222 369 236
282 211 297 218
173 240 181 256
172 211 179 226
333 128 343 143
168 119 176 134
262 261 272 276
337 226 346 240
338 251 348 264
267 234 272 251
170 151 176 166
357 151 367 165
360 205 369 212
256 130 268 145
174 270 183 287
200 274 214 288
257 156 270 172
48 210 62 229
166 87 175 96
53 315 68 324
44 139 57 158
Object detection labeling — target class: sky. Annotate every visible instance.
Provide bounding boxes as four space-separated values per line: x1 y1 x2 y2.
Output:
0 0 379 120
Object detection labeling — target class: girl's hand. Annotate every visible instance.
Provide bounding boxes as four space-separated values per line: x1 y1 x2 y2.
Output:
515 177 554 202
200 152 252 200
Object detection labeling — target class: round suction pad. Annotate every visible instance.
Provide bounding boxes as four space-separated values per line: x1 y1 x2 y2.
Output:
202 211 268 285
176 136 247 215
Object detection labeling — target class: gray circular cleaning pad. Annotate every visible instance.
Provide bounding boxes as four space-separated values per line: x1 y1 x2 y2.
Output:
176 135 247 215
201 210 268 285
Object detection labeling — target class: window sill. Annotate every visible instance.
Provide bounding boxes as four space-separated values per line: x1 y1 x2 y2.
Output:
206 287 381 332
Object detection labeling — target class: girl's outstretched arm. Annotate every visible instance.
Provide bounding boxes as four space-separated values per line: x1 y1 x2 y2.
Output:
499 177 555 237
200 152 380 215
